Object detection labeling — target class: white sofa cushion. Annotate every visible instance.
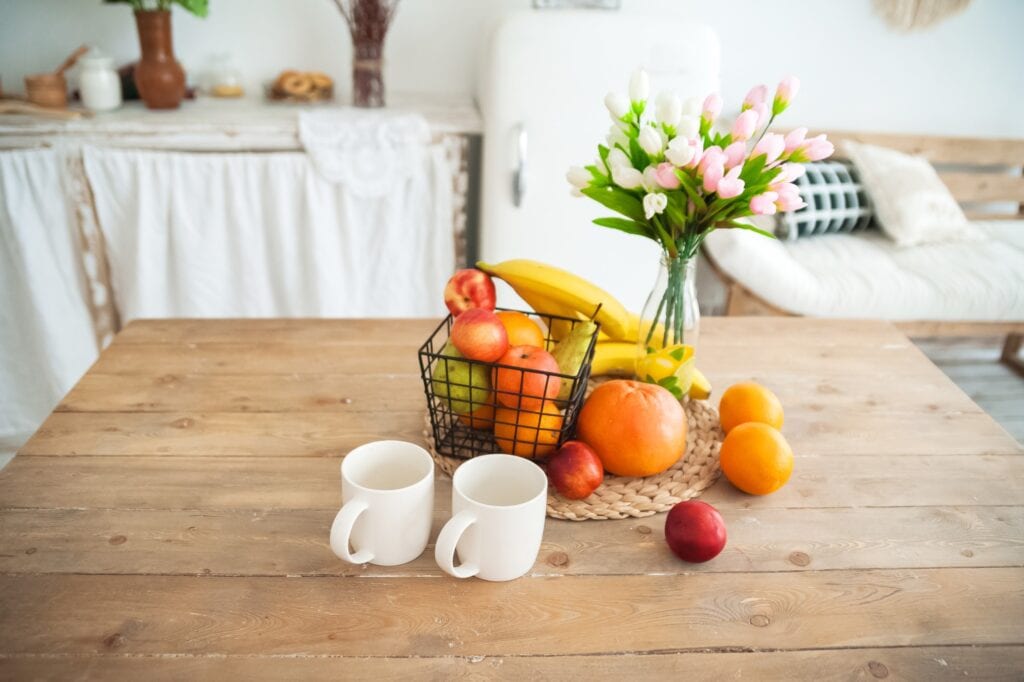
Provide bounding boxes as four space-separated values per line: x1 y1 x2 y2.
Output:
704 221 1024 321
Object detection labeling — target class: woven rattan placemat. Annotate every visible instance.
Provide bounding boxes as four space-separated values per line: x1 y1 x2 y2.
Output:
423 392 724 521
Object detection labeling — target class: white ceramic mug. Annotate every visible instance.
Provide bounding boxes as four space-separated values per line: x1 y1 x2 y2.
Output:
434 454 547 581
329 440 434 566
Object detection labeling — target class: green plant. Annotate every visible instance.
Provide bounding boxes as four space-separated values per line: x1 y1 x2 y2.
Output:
104 0 208 17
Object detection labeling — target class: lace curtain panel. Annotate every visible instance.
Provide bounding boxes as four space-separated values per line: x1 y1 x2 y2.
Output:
0 149 99 464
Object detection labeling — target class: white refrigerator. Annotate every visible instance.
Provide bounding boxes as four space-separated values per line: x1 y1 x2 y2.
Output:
478 8 720 312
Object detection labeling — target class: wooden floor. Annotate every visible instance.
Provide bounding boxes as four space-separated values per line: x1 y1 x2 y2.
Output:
914 336 1024 442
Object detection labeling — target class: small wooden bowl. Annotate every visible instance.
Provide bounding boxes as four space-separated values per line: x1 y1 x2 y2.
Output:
25 73 68 109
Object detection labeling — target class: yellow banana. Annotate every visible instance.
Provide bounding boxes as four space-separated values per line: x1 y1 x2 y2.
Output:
511 287 580 343
478 259 631 340
590 342 638 377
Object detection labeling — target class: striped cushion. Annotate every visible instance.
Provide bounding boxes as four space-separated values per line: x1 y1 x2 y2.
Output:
777 161 874 240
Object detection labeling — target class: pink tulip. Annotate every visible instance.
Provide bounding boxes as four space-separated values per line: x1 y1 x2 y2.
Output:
702 93 722 123
751 133 786 164
774 162 806 184
654 162 681 189
716 166 745 199
723 141 746 169
773 182 805 212
685 136 705 169
731 110 759 142
773 75 800 114
742 84 768 111
790 134 834 162
784 127 808 153
697 146 725 176
750 191 779 215
702 158 725 194
753 102 770 129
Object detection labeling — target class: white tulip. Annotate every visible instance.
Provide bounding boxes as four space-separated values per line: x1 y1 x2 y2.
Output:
629 68 650 102
605 92 630 119
608 147 631 169
682 96 702 116
611 164 644 190
676 115 700 139
606 125 629 149
643 192 668 220
642 165 660 192
566 166 591 190
665 136 696 167
655 92 682 126
638 126 664 156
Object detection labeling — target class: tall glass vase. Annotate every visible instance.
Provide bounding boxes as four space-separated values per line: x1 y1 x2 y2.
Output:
636 254 700 399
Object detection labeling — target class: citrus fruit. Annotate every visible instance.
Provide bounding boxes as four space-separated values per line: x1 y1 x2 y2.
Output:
576 380 687 477
719 422 794 495
495 311 546 348
458 401 495 430
718 381 784 433
494 401 563 458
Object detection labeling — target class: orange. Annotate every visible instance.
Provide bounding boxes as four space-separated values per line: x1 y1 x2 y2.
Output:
576 380 686 477
495 311 546 348
458 401 495 430
494 401 563 458
718 382 784 433
719 422 793 495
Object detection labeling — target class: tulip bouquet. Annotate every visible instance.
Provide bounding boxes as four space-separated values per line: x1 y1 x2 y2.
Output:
568 70 833 369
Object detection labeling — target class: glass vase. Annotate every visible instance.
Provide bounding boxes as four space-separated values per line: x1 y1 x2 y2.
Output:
636 254 700 399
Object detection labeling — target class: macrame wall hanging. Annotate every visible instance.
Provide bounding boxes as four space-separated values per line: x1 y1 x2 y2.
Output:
872 0 972 31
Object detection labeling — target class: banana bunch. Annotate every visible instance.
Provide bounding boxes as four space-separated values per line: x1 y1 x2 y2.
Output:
476 258 712 399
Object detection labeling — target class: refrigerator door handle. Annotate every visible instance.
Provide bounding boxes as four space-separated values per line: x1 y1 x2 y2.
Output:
512 123 527 207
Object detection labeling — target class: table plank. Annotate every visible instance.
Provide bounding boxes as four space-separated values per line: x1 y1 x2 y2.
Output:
1 569 1021 655
113 318 439 345
1 505 1019 577
2 646 1021 681
3 454 1022 510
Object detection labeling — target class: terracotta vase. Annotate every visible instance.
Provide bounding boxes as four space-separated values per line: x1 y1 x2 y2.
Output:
133 10 185 110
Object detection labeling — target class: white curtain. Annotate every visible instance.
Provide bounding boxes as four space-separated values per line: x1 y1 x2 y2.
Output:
83 140 455 321
0 148 99 465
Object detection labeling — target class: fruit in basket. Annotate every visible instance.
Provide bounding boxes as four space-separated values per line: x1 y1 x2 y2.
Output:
576 380 686 477
495 311 546 348
451 308 509 362
477 259 632 340
458 401 495 430
493 345 561 411
718 382 784 433
551 319 597 403
494 401 564 458
546 440 604 499
665 500 727 563
720 422 793 495
431 342 491 415
444 268 496 316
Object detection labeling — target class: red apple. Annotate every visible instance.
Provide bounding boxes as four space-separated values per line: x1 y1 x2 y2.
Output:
492 345 561 411
664 500 727 563
547 440 604 499
451 308 509 362
444 269 496 316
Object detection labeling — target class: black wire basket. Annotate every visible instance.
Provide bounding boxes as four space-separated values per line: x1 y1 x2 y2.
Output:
418 308 599 460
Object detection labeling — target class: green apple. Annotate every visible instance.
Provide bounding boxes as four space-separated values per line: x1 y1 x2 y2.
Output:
431 342 491 414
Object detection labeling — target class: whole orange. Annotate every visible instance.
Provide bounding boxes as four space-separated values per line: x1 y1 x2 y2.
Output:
718 382 784 433
496 311 546 348
494 401 563 458
719 422 793 495
458 401 495 430
576 380 687 477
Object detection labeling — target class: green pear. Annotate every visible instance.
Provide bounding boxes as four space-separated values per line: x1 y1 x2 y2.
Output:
431 341 491 415
551 320 598 404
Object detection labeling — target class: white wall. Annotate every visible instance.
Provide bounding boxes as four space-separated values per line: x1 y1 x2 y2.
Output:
2 0 1022 137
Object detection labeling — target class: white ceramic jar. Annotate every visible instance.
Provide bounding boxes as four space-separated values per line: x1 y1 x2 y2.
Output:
79 50 122 112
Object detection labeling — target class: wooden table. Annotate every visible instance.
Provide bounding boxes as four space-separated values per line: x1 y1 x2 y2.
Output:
1 318 1022 679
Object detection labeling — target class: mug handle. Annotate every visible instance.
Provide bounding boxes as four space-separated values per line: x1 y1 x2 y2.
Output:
434 509 479 579
330 500 375 564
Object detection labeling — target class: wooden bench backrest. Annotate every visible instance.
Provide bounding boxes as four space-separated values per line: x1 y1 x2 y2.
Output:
824 131 1024 220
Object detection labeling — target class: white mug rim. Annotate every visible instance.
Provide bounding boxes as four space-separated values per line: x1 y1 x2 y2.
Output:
452 453 547 510
341 440 434 494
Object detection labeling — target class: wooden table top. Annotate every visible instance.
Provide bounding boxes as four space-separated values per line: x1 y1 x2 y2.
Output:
1 317 1022 679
